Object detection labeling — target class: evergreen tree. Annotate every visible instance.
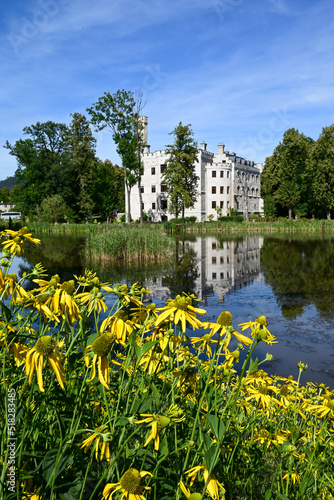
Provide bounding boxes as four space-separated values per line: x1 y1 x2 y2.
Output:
162 122 199 218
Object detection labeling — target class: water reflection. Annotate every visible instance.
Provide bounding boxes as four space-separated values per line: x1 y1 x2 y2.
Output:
144 235 263 303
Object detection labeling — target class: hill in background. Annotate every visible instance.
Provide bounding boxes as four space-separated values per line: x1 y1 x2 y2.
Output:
0 176 17 190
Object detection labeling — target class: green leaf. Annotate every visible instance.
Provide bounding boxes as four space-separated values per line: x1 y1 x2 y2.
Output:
206 414 226 440
248 357 259 375
204 443 219 471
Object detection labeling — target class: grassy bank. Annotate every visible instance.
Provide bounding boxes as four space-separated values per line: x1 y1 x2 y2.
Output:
1 228 333 500
85 224 173 263
163 218 334 234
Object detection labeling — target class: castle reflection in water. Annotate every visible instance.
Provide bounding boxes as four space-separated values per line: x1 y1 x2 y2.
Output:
145 235 264 304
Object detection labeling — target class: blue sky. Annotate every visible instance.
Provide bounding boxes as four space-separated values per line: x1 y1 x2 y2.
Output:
0 0 333 180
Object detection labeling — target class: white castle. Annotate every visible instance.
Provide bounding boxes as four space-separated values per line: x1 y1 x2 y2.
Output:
128 117 262 222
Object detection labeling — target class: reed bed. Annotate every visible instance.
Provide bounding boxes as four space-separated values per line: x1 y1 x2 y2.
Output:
85 225 173 263
164 218 334 234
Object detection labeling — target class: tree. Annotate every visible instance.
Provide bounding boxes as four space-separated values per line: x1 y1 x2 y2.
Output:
4 121 70 216
65 113 97 219
162 122 199 218
40 194 68 223
92 160 125 220
0 187 10 203
305 124 334 219
87 90 144 223
261 128 313 219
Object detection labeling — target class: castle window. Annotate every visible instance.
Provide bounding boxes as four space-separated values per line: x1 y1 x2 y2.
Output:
212 256 217 264
152 202 156 209
151 167 156 175
220 201 224 209
212 171 216 178
212 201 216 209
151 185 156 193
220 186 224 194
220 171 224 178
161 184 167 193
161 199 167 210
220 272 224 279
212 186 216 194
161 164 167 174
212 273 217 279
140 186 144 193
227 187 230 194
227 171 230 178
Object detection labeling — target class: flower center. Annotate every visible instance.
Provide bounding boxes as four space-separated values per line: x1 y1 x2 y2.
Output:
119 468 141 493
217 311 233 326
259 384 268 395
92 335 113 357
35 336 54 356
156 415 170 430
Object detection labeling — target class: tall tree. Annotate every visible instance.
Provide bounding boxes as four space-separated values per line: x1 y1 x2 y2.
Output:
92 159 125 221
261 128 313 219
162 122 199 218
65 113 97 219
305 124 334 219
4 121 70 216
87 90 143 223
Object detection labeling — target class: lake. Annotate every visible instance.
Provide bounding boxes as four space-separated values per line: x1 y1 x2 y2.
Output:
12 231 334 388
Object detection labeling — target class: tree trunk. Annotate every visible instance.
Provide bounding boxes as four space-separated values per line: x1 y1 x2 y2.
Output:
138 180 144 224
327 210 331 220
288 207 292 220
182 204 185 219
125 184 131 223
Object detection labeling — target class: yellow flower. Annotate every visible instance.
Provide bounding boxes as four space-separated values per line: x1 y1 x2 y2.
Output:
135 406 184 450
100 311 134 343
239 316 277 345
25 336 65 392
0 268 29 302
155 293 206 332
80 425 112 461
1 227 41 255
135 414 171 450
185 465 225 500
245 382 280 409
32 276 81 322
179 481 203 499
85 334 113 389
102 468 152 500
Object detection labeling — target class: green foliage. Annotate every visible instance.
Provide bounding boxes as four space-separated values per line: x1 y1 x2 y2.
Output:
261 128 314 218
87 90 143 223
263 194 277 218
162 122 199 218
92 159 125 217
65 112 97 217
218 215 244 223
40 194 68 224
305 124 334 218
5 121 71 216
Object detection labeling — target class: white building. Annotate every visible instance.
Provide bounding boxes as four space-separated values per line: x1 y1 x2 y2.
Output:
129 118 262 222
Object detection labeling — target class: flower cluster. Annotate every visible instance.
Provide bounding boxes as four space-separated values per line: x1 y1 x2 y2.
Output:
1 228 333 500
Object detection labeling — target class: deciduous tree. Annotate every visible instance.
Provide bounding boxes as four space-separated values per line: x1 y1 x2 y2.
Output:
162 122 199 218
87 90 143 223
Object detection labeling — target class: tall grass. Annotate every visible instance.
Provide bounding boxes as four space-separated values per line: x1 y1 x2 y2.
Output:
163 218 334 234
85 225 173 263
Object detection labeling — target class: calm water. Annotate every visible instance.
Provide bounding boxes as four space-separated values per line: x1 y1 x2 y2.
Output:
13 232 334 388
